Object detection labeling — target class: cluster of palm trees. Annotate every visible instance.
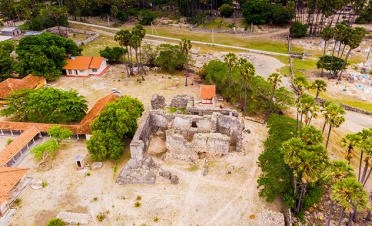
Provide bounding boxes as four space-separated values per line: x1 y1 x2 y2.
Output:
114 25 147 80
318 24 367 80
294 0 367 35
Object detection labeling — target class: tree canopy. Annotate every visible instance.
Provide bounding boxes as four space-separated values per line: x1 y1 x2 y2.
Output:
86 96 144 161
15 33 82 81
1 87 88 124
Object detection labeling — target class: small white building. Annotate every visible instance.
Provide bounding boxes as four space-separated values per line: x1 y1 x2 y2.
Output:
63 56 108 77
1 27 21 36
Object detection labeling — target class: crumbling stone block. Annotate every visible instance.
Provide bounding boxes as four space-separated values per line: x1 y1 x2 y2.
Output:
170 175 179 184
151 94 166 110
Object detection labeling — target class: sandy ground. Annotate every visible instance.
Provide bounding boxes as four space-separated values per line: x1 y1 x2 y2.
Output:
5 62 283 225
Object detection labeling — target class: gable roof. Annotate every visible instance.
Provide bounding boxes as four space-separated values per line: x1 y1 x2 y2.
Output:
77 93 118 134
200 85 216 99
0 125 40 166
63 56 105 71
0 167 28 197
0 74 45 99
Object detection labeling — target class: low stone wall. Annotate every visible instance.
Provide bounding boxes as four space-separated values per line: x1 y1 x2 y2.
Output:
130 112 153 159
317 98 372 116
44 26 99 47
169 94 194 109
186 106 239 117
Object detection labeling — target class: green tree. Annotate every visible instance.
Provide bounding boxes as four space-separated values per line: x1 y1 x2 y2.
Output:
293 75 309 131
31 139 60 166
99 46 126 63
297 93 318 127
219 4 234 17
155 44 186 72
320 26 334 77
86 96 144 160
264 73 282 123
16 33 81 80
47 125 72 144
223 52 237 99
239 61 255 116
340 133 362 165
322 101 346 149
129 34 143 80
180 39 192 86
132 24 147 76
309 79 327 100
46 218 65 226
241 0 268 25
1 88 88 123
138 10 156 25
290 22 308 38
316 55 345 77
332 178 368 226
114 29 133 75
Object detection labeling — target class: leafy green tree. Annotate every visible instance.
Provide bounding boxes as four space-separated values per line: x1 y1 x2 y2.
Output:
47 125 72 144
356 129 372 183
241 0 268 25
293 75 309 131
46 218 65 226
129 34 143 79
31 139 60 166
86 96 144 160
99 46 126 63
138 10 156 25
132 24 147 76
316 55 345 77
266 4 290 25
290 22 308 38
141 44 158 67
1 88 88 124
155 44 186 72
297 93 318 127
16 33 82 81
224 53 237 100
219 4 234 17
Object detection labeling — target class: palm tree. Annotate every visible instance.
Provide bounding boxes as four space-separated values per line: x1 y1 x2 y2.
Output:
320 26 334 77
114 29 133 76
356 129 372 182
340 133 362 165
237 58 247 108
337 27 367 81
132 24 147 75
331 177 368 226
179 39 192 86
129 34 143 80
322 101 346 149
310 79 327 101
224 52 237 101
324 161 356 226
239 62 255 116
297 93 319 127
293 75 309 131
358 138 372 186
264 73 282 123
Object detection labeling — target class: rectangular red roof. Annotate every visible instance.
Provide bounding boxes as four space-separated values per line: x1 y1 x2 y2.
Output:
200 85 216 99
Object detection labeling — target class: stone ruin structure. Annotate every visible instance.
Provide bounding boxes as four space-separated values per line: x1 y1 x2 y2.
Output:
116 94 245 185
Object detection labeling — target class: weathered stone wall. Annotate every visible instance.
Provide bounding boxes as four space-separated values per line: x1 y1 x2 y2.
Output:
169 95 194 108
317 98 372 116
130 112 153 159
151 94 166 110
165 130 230 161
216 114 245 151
186 106 239 117
44 27 99 47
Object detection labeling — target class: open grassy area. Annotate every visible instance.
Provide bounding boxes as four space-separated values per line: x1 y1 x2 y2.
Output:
81 35 119 56
292 58 317 77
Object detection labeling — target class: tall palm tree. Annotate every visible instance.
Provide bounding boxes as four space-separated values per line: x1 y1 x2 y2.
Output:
237 58 247 108
179 39 192 86
320 26 334 77
340 133 362 165
324 161 356 226
356 129 372 182
293 75 309 131
297 93 319 127
114 29 133 76
331 177 368 226
264 73 282 123
310 79 327 101
224 52 237 101
129 34 143 80
132 24 147 75
239 62 255 116
322 101 346 149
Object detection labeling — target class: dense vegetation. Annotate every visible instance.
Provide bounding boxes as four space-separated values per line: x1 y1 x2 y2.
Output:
86 96 144 161
1 87 88 124
0 41 15 82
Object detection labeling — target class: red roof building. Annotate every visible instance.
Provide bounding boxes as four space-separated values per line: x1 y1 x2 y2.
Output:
63 56 108 77
200 85 216 105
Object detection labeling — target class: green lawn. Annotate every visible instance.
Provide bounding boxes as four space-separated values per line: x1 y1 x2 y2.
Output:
81 35 119 56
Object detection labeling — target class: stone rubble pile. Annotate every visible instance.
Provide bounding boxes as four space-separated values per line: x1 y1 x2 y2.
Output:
56 212 91 225
262 210 285 226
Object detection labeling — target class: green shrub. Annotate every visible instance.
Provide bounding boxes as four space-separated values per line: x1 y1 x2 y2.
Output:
290 22 308 38
220 4 234 18
136 195 142 201
96 212 106 221
46 218 65 226
138 10 156 25
134 202 141 207
6 138 13 145
302 183 324 209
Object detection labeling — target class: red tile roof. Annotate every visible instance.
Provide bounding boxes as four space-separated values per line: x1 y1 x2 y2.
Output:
0 125 40 166
200 85 216 99
0 167 28 199
78 93 118 134
0 74 45 99
0 122 78 134
63 56 105 70
0 195 10 208
90 57 104 69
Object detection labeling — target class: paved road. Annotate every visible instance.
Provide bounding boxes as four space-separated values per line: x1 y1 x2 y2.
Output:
68 20 290 57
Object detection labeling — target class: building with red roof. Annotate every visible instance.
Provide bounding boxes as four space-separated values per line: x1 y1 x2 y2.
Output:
200 85 216 105
63 56 108 77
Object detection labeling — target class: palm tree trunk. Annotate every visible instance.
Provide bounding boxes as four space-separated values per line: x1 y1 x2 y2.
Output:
228 68 231 99
338 207 345 226
347 211 354 226
366 210 371 221
329 42 337 78
296 182 307 213
326 124 332 149
264 87 275 123
240 79 242 109
139 47 146 75
337 48 352 81
244 84 247 116
322 121 327 134
361 157 370 183
358 151 364 182
294 175 297 199
321 41 327 77
363 167 372 186
327 199 334 226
